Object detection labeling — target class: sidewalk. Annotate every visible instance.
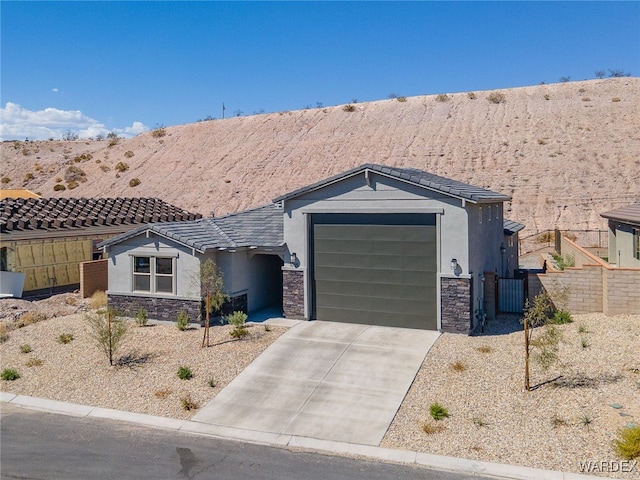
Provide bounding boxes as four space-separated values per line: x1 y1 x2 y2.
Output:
1 391 598 480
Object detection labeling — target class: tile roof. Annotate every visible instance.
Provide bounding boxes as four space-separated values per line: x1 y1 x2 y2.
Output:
99 203 284 252
274 163 511 204
0 197 201 238
503 218 526 235
600 203 640 226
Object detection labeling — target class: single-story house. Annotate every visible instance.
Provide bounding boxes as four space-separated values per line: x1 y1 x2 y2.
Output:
601 203 640 268
100 164 523 334
0 197 201 296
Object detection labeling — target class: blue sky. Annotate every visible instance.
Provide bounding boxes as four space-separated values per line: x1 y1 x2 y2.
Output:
1 1 638 141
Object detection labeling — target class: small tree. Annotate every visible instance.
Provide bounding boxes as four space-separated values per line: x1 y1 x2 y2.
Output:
227 311 249 339
199 259 226 348
86 307 128 366
523 290 563 390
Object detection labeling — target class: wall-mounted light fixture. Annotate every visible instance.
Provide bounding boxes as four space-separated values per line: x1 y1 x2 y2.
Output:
290 252 298 266
500 245 506 255
450 258 458 272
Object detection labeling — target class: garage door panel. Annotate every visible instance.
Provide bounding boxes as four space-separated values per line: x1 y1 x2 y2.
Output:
314 252 436 271
315 279 435 301
317 305 436 329
312 215 437 330
315 267 435 285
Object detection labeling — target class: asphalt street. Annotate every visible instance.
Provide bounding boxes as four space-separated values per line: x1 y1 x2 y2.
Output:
0 403 485 480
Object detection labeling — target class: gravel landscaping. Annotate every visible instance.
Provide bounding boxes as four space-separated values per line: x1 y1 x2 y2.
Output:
382 313 640 479
1 295 638 478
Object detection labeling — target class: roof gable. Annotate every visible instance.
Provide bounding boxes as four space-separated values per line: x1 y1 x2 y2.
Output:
273 164 511 204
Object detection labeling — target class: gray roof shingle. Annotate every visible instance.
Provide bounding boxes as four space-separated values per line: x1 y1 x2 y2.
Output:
99 203 284 252
273 164 511 204
503 218 526 235
600 203 640 226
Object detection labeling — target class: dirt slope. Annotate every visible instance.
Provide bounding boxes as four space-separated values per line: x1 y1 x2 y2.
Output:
2 78 639 232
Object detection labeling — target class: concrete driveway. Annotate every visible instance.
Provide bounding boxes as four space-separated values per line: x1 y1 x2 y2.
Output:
192 321 439 446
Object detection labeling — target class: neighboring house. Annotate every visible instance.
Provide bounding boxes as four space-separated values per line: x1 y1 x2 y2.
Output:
99 204 284 322
601 203 640 268
0 197 201 296
101 164 523 334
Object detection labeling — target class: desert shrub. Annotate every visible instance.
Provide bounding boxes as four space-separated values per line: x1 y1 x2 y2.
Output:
544 94 551 100
177 365 193 380
435 94 450 102
227 311 249 339
612 97 621 103
107 132 120 147
550 310 572 324
17 311 47 328
67 180 79 190
154 388 172 399
135 308 148 327
57 333 74 344
477 345 492 353
396 96 407 102
422 421 445 434
19 344 32 354
551 252 575 270
472 417 488 427
64 165 86 183
85 308 128 366
577 323 589 334
342 104 356 112
450 360 467 372
1 177 10 184
124 150 135 158
467 92 476 99
26 356 43 367
1 368 20 381
73 153 92 163
0 324 8 343
53 184 66 191
613 425 640 460
430 403 449 421
115 162 129 173
537 231 555 243
88 290 108 309
181 394 198 411
129 178 141 187
100 165 110 172
487 92 505 104
176 310 189 331
151 126 166 138
551 416 569 428
208 377 216 388
23 173 34 182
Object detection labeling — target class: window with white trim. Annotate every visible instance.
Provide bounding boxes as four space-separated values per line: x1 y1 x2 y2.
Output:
133 256 174 293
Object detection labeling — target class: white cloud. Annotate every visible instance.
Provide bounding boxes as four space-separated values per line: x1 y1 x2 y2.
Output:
0 102 148 141
52 88 59 93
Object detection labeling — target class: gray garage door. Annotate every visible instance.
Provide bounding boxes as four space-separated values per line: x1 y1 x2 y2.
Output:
311 213 437 330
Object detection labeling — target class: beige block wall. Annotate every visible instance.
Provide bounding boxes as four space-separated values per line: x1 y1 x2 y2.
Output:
538 267 603 313
604 269 640 315
80 259 108 298
560 236 607 268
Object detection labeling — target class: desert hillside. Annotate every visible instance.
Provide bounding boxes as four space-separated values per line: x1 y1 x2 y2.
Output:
2 78 639 233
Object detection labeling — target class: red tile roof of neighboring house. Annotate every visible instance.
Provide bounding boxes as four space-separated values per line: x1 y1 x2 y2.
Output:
0 197 201 240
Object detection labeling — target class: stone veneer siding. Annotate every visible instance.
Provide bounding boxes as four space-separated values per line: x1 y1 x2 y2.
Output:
282 269 305 319
440 277 473 334
108 293 248 324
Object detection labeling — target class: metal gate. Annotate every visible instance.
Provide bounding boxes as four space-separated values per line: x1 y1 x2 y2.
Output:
498 278 525 313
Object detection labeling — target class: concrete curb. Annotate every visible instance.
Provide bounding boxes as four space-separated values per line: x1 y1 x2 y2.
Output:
1 393 600 480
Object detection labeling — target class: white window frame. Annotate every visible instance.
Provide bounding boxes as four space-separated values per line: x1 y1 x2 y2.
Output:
132 255 175 294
